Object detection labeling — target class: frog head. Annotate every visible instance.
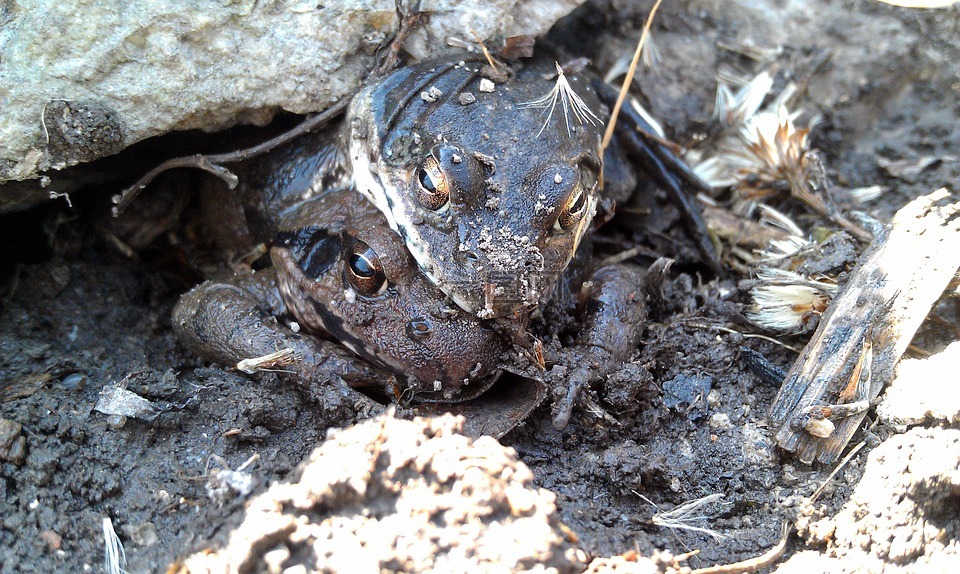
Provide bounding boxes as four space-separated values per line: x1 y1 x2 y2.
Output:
348 57 605 319
271 189 508 402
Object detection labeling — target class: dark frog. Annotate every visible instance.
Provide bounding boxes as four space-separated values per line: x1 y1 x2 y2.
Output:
347 55 716 320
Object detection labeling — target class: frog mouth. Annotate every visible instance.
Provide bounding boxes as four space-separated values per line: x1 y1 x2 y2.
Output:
397 370 503 404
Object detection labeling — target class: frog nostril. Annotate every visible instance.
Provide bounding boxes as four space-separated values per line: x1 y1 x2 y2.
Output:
406 317 434 341
522 255 542 272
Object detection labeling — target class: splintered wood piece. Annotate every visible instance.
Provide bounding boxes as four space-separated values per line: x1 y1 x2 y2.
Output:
768 189 960 464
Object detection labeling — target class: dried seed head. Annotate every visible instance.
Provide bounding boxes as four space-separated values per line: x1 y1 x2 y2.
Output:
714 71 774 128
748 268 837 333
519 62 601 137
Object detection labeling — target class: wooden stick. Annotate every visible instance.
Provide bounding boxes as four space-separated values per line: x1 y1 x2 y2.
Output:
768 189 960 464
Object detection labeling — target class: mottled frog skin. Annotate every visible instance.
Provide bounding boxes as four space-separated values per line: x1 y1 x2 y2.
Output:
348 56 606 320
174 53 712 429
347 54 715 320
175 183 510 407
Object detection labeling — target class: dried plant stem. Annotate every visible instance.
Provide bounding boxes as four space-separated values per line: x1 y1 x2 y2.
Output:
690 522 791 574
809 441 866 503
113 99 350 214
601 0 663 151
769 189 960 464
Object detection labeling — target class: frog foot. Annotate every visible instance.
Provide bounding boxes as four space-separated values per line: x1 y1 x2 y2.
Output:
551 364 595 430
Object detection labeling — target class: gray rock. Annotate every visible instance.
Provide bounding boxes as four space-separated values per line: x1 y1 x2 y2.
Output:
0 0 583 198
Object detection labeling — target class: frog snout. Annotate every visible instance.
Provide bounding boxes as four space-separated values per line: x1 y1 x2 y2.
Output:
403 315 505 391
449 221 549 317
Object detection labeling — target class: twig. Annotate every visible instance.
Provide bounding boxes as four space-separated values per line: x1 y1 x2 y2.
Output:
113 99 350 214
469 29 503 76
769 189 960 464
684 321 802 353
809 441 865 503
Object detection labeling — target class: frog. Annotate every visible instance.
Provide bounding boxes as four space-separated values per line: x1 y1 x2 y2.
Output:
172 52 714 432
174 124 647 433
176 192 646 433
343 53 717 321
175 186 512 408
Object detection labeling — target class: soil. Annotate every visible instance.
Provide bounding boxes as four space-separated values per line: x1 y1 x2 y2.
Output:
2 1 959 573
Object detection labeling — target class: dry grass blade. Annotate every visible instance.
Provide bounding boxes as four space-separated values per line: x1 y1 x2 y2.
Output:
651 493 728 542
236 347 299 374
690 521 791 574
103 517 126 574
601 0 663 151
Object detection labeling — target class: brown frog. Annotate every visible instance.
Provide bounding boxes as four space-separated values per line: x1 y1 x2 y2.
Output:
174 186 510 409
175 185 646 433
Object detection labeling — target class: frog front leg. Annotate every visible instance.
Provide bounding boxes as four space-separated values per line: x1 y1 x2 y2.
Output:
550 263 647 429
173 269 390 420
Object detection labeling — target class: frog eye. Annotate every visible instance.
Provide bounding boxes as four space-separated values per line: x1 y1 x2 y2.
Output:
346 240 388 296
555 184 589 231
414 156 450 211
281 228 341 280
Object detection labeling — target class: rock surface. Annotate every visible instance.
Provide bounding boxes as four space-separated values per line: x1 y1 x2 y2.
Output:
879 341 960 425
0 0 582 189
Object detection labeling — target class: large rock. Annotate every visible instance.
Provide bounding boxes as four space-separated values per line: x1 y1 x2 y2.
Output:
0 0 582 203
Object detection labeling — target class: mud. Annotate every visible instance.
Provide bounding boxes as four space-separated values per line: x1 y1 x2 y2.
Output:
2 1 959 572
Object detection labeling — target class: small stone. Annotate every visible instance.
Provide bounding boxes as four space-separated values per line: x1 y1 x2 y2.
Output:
106 414 127 429
96 385 158 421
60 373 87 390
0 418 26 464
479 78 495 93
40 530 62 550
123 522 159 547
458 92 476 105
662 374 714 420
420 86 443 102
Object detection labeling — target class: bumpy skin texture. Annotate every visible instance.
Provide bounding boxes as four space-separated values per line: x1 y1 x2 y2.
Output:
347 55 716 319
173 270 391 417
178 187 509 403
349 56 606 319
175 54 714 426
270 190 508 402
548 262 647 429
